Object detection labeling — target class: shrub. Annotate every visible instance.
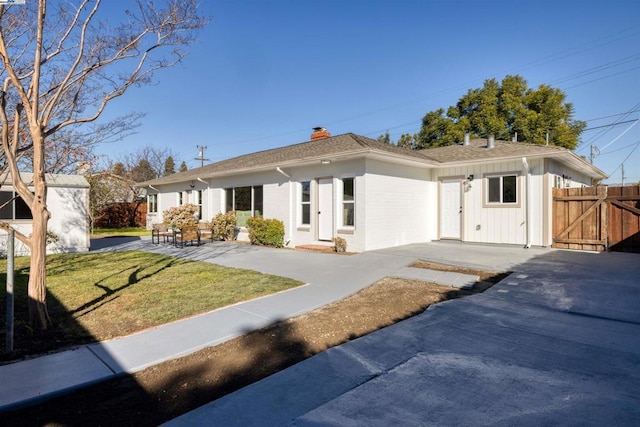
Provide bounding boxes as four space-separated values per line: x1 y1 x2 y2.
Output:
211 211 237 241
332 236 347 252
163 203 199 229
246 217 284 248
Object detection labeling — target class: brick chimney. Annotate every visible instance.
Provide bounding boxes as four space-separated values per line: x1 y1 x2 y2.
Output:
311 127 331 140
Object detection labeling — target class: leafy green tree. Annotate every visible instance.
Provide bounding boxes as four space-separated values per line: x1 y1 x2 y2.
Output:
397 133 418 149
179 161 188 172
416 75 585 149
164 156 176 176
377 130 391 144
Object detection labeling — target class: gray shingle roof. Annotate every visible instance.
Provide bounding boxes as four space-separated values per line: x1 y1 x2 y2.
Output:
139 134 606 187
140 133 436 186
418 138 569 163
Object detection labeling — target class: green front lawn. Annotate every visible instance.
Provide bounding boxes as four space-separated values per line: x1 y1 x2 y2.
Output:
0 251 302 360
91 227 149 237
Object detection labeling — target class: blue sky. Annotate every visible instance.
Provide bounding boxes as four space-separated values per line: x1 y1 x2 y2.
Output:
100 0 640 184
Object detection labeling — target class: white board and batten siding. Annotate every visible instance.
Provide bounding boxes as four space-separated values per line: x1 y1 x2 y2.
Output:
435 160 539 246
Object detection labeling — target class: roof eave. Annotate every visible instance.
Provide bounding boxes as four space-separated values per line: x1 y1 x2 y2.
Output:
140 148 438 186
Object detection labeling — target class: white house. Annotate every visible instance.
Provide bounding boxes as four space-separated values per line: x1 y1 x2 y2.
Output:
140 129 607 252
0 173 91 256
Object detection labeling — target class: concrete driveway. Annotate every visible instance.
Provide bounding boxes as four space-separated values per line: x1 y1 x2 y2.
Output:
166 248 640 426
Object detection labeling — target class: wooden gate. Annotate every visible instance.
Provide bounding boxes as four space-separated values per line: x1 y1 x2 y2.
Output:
553 185 640 253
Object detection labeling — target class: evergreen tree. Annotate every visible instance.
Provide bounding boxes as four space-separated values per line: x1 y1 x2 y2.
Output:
112 162 127 177
164 156 176 176
377 130 391 144
416 75 585 149
131 159 156 182
179 161 188 172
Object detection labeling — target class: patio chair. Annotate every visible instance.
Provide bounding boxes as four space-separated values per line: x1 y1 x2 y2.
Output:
152 223 174 244
175 225 200 247
198 222 214 242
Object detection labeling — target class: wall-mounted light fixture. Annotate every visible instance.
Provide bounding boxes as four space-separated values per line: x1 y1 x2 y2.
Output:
189 181 195 189
467 174 474 182
321 159 331 165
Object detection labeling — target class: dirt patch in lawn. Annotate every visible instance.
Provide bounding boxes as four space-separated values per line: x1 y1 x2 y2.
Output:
411 260 512 292
3 268 506 426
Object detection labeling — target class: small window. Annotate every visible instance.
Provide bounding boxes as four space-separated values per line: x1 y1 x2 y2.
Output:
300 181 310 225
342 177 355 227
0 191 33 220
486 175 518 205
178 191 183 205
196 190 203 218
225 188 233 213
148 194 158 213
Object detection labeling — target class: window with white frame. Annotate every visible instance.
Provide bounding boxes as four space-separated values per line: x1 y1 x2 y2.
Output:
225 185 263 227
341 177 355 227
300 181 311 226
486 174 518 205
148 194 158 213
196 190 203 218
178 191 183 205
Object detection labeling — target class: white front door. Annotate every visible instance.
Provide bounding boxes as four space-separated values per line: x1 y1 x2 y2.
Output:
440 179 462 239
318 178 333 241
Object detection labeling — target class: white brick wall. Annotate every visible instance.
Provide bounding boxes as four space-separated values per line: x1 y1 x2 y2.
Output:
362 159 434 251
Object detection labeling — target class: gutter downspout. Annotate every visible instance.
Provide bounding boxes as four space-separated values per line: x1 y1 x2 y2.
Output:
276 167 292 246
522 157 532 248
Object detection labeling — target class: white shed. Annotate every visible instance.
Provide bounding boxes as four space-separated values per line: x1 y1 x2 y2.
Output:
0 173 90 256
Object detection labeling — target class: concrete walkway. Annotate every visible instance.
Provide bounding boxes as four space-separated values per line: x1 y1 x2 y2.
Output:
0 238 542 411
166 248 640 426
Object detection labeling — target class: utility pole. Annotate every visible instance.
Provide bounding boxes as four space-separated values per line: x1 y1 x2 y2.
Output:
195 145 209 168
621 163 625 187
6 230 14 353
589 144 600 164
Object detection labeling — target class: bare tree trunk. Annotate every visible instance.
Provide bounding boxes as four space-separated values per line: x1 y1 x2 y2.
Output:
28 205 50 330
28 127 51 330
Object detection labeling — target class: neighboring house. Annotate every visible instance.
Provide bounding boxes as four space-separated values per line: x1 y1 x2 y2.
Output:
0 173 90 256
89 172 147 228
139 129 607 252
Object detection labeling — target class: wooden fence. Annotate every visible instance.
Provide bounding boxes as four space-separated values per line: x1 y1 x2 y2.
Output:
553 185 640 253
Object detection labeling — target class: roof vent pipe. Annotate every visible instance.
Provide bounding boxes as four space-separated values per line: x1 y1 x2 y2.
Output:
487 135 495 149
463 133 470 146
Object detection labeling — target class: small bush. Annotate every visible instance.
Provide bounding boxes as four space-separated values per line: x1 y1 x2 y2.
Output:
333 236 347 252
163 204 199 229
211 211 237 241
246 217 284 248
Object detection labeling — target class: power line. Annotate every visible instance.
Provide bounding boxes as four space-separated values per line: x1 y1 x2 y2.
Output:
599 121 639 151
577 102 640 152
585 109 640 122
608 140 640 176
598 140 640 155
583 119 639 132
219 28 639 149
550 54 640 86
